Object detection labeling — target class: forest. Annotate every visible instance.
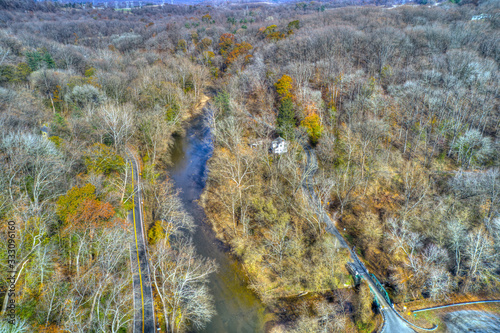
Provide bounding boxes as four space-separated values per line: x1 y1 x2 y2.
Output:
0 0 499 332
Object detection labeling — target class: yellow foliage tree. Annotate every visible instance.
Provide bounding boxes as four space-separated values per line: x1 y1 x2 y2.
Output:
56 183 96 224
300 113 323 144
84 143 125 174
274 74 294 101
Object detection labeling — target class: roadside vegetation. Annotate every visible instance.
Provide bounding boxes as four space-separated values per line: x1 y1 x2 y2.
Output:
0 2 212 332
200 0 500 331
0 0 498 332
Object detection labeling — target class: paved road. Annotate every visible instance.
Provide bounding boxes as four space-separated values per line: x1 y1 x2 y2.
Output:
128 153 156 333
302 146 416 333
242 111 424 332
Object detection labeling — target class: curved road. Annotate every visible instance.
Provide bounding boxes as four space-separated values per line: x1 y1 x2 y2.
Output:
128 153 156 333
302 146 417 333
242 111 426 332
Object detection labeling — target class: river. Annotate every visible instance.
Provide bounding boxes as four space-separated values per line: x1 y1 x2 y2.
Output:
167 113 267 333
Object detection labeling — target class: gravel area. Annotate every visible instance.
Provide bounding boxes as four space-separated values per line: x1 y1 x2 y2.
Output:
443 310 500 333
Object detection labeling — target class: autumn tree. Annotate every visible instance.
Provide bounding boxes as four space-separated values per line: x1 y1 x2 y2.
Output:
354 281 373 325
84 143 125 175
301 113 323 145
56 183 96 224
275 74 294 101
56 183 115 235
224 42 253 68
68 198 115 231
218 33 235 57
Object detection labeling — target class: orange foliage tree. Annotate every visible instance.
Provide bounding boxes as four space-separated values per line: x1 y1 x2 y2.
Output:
69 198 115 231
56 183 96 223
218 33 235 56
57 183 115 233
225 41 253 66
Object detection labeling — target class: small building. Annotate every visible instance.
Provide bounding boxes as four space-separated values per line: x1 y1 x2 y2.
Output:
249 140 264 149
471 14 489 21
346 262 362 286
271 137 288 154
41 124 49 139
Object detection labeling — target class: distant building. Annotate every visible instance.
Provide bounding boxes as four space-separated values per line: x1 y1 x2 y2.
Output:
271 137 288 154
41 124 49 139
249 139 264 149
471 14 489 21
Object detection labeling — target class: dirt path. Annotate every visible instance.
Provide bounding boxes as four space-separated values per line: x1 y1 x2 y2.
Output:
192 94 210 116
181 94 211 122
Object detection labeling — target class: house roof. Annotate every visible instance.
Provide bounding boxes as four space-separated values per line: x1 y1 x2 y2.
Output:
273 137 285 143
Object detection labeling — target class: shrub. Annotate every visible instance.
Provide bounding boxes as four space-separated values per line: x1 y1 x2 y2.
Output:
65 84 106 108
111 33 143 53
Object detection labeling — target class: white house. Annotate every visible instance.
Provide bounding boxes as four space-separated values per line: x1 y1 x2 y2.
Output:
471 14 489 21
271 137 288 154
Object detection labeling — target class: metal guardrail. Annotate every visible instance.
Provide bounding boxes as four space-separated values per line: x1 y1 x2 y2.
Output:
412 300 500 313
370 273 391 305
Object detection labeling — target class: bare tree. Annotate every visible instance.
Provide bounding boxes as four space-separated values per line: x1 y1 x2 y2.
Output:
450 168 499 224
0 46 11 66
1 132 66 211
97 103 134 149
329 165 363 216
400 161 429 220
452 129 493 169
387 218 423 274
352 119 387 179
315 300 348 333
153 180 195 243
209 141 254 235
446 219 467 276
60 226 132 332
151 240 216 333
463 227 496 292
264 219 291 279
137 110 173 165
425 267 452 301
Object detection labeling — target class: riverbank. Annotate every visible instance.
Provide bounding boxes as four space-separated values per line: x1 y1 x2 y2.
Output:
167 111 268 332
199 96 362 331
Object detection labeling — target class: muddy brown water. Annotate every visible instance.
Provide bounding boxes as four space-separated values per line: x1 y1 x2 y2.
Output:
167 113 266 333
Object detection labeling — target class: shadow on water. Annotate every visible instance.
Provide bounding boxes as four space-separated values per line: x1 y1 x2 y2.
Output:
167 113 266 333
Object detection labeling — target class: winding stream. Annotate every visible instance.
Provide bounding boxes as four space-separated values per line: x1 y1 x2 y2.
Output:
167 113 266 333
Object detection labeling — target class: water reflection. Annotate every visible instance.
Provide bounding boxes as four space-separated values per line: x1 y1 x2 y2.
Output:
167 115 266 333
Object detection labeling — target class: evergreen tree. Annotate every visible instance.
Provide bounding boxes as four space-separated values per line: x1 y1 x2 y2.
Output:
214 90 231 115
42 52 55 69
26 51 43 71
277 97 295 140
26 51 55 71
